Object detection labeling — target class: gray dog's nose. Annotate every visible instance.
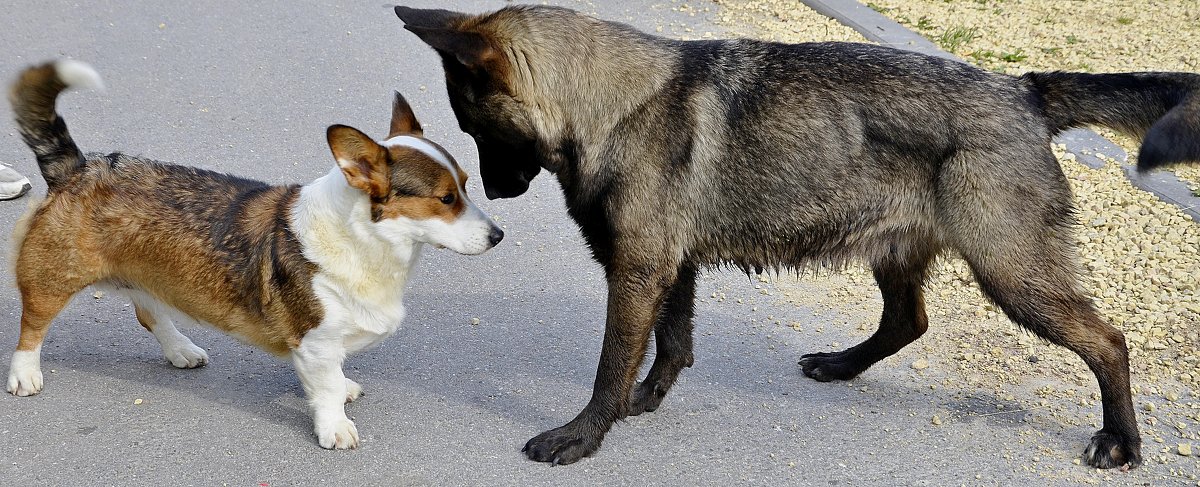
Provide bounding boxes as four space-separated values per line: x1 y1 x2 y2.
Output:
488 227 505 246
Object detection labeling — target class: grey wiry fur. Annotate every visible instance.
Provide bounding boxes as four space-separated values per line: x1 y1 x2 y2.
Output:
397 4 1200 470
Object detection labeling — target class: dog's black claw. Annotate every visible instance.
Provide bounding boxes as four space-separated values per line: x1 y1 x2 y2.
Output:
524 424 600 465
799 351 865 382
628 381 666 416
1083 429 1142 470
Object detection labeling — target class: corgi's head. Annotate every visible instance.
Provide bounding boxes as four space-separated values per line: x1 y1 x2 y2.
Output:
326 93 503 254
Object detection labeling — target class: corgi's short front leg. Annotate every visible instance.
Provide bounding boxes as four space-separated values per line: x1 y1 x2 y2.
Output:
292 331 358 449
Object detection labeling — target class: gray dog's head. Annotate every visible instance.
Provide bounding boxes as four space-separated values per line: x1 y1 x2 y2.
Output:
395 6 548 199
395 5 659 200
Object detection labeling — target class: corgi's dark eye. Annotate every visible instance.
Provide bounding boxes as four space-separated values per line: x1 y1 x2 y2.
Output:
440 194 456 205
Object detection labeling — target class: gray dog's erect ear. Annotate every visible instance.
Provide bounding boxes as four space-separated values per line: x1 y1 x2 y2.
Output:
395 6 501 73
402 25 498 72
394 6 467 29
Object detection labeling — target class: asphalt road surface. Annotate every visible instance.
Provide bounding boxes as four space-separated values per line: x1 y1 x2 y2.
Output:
0 1 1133 485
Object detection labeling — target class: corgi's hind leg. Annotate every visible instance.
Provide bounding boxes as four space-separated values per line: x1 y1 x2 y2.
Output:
8 224 96 396
6 289 74 396
130 292 208 369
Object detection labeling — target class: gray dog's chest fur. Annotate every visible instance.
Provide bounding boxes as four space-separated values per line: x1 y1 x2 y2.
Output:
562 40 1055 273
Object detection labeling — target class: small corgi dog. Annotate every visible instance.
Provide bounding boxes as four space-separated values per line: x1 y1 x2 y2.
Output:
6 60 503 449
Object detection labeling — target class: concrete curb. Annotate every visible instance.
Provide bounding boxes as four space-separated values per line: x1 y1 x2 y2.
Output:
801 0 953 60
800 0 1200 220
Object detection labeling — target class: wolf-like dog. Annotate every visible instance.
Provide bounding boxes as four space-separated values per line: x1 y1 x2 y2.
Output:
395 5 1200 469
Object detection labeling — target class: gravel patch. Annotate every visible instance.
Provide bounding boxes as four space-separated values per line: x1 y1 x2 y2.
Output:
712 0 1199 482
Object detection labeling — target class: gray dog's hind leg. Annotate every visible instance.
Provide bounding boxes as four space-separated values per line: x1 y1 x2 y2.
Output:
965 250 1141 469
799 246 937 381
628 265 697 416
938 154 1141 469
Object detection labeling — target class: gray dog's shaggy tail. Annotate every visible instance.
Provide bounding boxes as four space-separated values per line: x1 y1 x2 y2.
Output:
1022 71 1200 172
9 60 103 189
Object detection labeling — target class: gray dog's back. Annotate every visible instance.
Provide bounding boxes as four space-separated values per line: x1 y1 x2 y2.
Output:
621 40 1067 273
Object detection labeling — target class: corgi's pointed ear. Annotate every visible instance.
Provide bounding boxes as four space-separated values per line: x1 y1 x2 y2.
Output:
393 6 467 29
388 91 422 138
327 125 389 199
403 25 498 72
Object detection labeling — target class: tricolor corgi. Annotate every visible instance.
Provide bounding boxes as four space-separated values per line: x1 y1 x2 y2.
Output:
6 60 503 449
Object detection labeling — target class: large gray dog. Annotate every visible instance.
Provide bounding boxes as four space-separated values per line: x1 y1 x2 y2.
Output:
395 4 1199 470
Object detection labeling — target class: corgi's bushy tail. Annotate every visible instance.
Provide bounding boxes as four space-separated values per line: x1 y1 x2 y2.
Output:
9 60 103 189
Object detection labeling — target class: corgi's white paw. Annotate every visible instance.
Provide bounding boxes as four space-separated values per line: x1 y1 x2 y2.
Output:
164 341 209 369
344 378 363 403
7 350 43 396
315 416 360 449
6 369 43 396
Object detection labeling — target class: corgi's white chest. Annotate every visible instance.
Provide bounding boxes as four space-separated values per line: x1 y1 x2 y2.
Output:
290 169 423 354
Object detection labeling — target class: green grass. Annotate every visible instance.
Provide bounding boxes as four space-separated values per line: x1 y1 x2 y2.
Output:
1000 49 1028 62
968 49 996 62
866 2 891 13
915 16 936 31
968 48 1027 64
1066 34 1081 44
1116 16 1134 25
936 25 979 52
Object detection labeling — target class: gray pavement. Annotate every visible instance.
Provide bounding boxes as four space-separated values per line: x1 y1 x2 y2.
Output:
0 2 1154 485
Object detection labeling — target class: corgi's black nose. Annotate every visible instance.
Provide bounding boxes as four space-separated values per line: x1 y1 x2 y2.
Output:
488 227 505 247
